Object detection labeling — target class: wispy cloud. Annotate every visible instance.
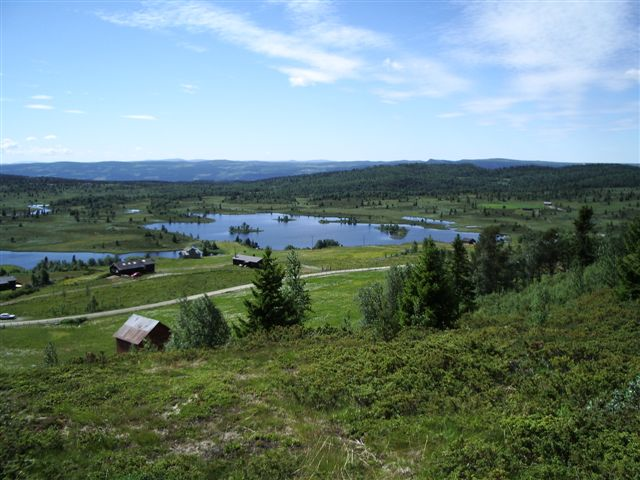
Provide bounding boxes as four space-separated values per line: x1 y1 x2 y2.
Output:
31 94 53 100
374 57 469 102
452 1 638 109
44 134 57 140
100 0 445 92
25 136 37 142
122 114 157 121
1 138 71 156
25 104 54 110
177 41 207 53
1 138 18 152
437 112 464 119
100 1 365 86
64 109 85 114
181 83 198 94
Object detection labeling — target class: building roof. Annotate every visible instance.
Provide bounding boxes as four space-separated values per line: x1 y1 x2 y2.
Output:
113 314 161 345
0 276 17 284
111 258 155 271
234 254 263 263
181 246 202 255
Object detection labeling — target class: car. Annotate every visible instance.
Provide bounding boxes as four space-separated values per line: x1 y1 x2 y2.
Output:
0 313 16 320
130 272 142 278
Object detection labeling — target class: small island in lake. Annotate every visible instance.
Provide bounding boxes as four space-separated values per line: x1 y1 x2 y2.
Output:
229 222 262 234
378 223 408 239
276 215 295 223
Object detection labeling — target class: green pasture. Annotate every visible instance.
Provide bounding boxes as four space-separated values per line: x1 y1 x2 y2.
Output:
1 285 638 478
0 270 387 369
3 185 638 253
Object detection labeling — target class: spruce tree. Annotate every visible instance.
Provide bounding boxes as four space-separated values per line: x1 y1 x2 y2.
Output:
574 206 595 267
281 250 311 324
399 238 456 329
239 248 294 334
619 216 640 299
449 235 475 315
472 226 511 294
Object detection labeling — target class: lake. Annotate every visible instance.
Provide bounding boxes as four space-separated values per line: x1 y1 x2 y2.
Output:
1 213 479 269
0 250 180 270
146 213 479 250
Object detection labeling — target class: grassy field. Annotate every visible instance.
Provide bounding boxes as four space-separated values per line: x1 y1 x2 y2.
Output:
0 243 417 320
0 269 387 369
1 283 638 478
3 185 638 253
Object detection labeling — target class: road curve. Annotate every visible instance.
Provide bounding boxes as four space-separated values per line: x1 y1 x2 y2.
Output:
0 267 390 328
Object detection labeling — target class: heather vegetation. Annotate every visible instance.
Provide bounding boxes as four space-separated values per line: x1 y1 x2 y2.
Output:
1 165 639 478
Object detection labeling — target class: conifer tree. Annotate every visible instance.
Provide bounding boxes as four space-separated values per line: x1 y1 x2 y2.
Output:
472 226 511 294
239 248 294 335
619 216 640 299
399 238 456 329
449 235 475 314
281 250 311 324
573 206 595 267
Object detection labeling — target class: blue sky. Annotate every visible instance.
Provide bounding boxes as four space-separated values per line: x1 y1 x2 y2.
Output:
1 0 639 164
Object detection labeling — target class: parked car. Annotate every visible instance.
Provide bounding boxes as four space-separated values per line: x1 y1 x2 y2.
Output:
130 272 142 278
0 313 16 320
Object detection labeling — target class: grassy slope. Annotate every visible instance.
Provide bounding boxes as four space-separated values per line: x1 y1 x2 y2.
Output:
0 270 387 369
1 286 638 479
0 244 416 320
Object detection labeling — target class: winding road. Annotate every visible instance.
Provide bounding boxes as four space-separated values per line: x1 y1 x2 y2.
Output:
0 267 389 328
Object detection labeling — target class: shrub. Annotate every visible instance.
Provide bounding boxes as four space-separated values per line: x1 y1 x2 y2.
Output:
43 342 58 367
169 295 230 349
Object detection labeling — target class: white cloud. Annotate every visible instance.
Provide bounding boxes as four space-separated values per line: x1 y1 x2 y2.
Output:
44 134 57 140
122 114 157 120
31 146 72 156
437 112 464 119
100 1 376 86
177 41 207 53
625 69 640 82
31 94 53 100
26 136 37 142
374 57 469 101
1 138 18 152
64 109 85 114
25 104 54 110
453 1 637 98
1 138 71 156
181 83 198 94
464 97 521 115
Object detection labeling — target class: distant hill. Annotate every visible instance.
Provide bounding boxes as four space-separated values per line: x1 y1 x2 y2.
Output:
0 160 407 182
0 158 581 182
427 158 576 169
217 162 640 200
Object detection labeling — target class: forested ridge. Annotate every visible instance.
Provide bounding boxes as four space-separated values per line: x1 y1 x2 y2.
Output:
3 163 639 204
219 163 640 201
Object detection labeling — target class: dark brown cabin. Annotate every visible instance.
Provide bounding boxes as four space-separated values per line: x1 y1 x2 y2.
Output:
232 254 263 268
110 258 155 276
113 314 171 353
0 276 17 291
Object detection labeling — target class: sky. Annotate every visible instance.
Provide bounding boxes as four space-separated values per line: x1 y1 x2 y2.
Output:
1 0 639 165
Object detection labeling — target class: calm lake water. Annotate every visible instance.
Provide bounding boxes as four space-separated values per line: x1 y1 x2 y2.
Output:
0 250 180 270
1 213 479 269
146 213 479 250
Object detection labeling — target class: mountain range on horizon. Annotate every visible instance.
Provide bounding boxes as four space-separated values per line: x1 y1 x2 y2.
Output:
0 158 580 183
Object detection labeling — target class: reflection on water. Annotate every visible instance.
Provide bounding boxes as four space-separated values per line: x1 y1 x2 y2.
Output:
146 213 478 250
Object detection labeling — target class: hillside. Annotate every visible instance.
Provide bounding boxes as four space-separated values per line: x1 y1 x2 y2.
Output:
1 282 638 478
0 158 586 183
0 160 404 182
219 163 640 200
